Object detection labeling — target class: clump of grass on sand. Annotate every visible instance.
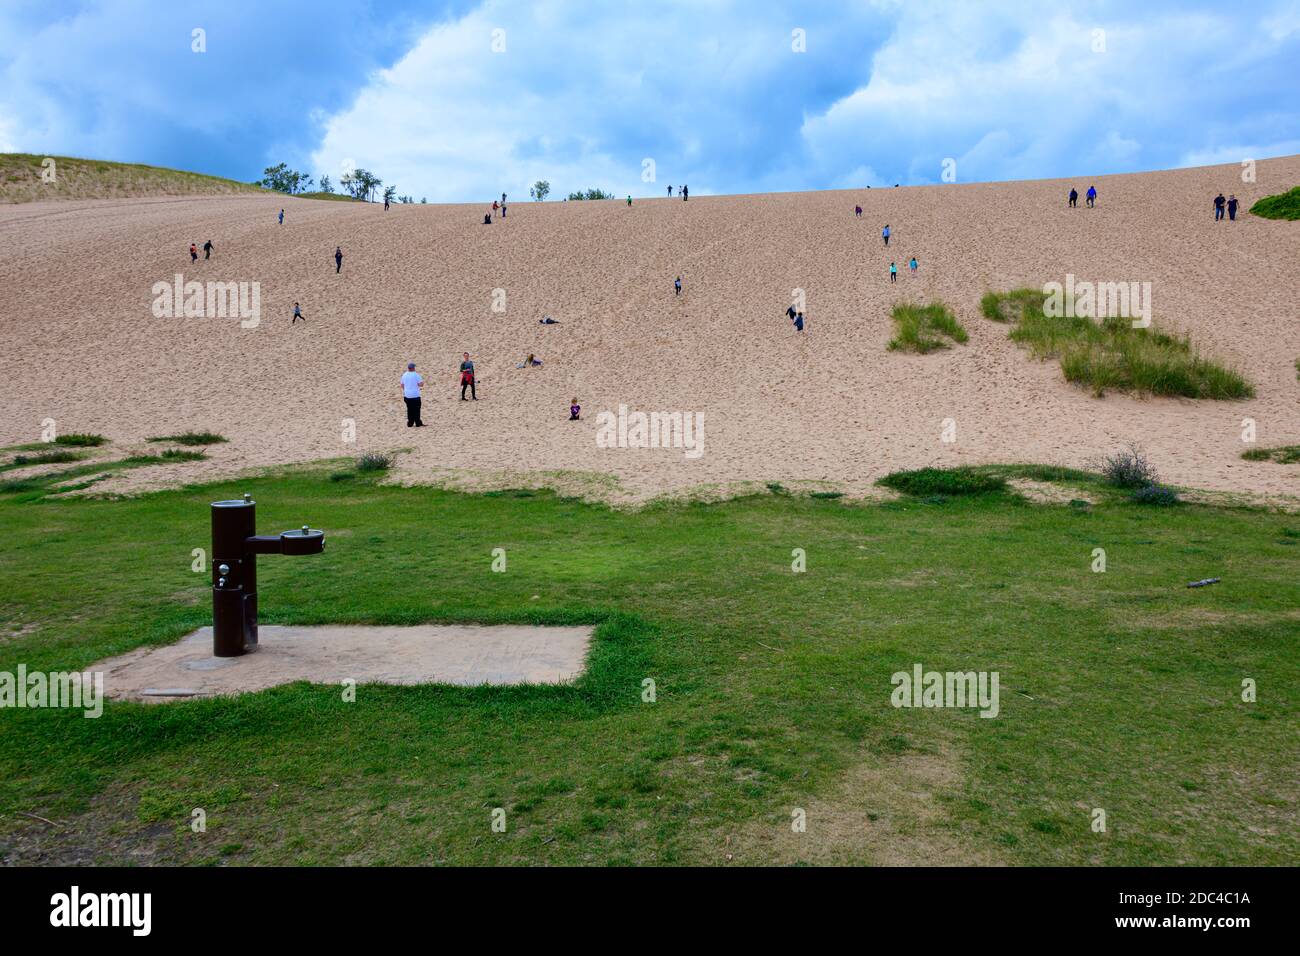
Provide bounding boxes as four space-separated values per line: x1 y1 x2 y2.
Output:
53 433 107 447
878 467 1007 497
1241 445 1300 464
147 431 227 446
982 289 1253 399
357 453 393 472
887 303 968 353
6 450 85 470
1249 186 1300 221
122 450 207 464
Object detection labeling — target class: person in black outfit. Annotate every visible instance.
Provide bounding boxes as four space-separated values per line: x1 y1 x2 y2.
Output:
1214 193 1226 221
335 247 343 273
1068 188 1078 208
1227 195 1239 221
203 239 214 260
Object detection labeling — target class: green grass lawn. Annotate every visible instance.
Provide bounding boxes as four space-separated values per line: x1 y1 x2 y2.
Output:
0 468 1296 865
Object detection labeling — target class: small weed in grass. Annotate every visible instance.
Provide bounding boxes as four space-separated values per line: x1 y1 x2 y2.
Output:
1131 484 1180 506
1249 186 1300 221
160 449 206 461
766 481 789 496
53 433 107 447
1240 445 1300 464
888 302 968 353
810 491 843 499
879 467 1008 497
983 289 1253 399
147 431 227 446
329 471 356 482
357 453 393 472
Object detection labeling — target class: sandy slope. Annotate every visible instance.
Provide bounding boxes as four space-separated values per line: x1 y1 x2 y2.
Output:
1 158 1298 502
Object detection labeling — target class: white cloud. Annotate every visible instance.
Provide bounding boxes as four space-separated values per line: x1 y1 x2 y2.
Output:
308 0 1300 199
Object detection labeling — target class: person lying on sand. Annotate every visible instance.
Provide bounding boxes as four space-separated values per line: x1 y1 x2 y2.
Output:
539 316 559 324
516 354 543 368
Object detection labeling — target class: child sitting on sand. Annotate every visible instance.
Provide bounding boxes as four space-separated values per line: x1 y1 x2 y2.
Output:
570 399 580 420
517 354 543 368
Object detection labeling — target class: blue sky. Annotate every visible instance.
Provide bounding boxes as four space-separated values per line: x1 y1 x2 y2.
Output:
2 0 1297 201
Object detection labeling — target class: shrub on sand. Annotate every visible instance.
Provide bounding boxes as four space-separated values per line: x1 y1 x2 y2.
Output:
888 303 968 353
1099 444 1159 489
358 453 393 472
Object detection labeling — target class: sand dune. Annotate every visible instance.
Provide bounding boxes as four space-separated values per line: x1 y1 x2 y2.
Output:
2 158 1298 502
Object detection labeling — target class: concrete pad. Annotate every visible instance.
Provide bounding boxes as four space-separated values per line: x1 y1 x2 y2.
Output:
96 624 594 702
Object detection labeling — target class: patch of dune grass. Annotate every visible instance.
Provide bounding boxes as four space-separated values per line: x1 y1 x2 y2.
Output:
887 302 968 353
147 431 226 446
123 450 207 465
878 467 1007 497
2 450 86 473
1241 445 1300 464
1 153 267 203
1249 186 1300 221
982 289 1253 399
297 192 362 202
53 433 107 447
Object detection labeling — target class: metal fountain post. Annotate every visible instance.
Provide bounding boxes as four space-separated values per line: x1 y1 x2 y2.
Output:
210 494 325 657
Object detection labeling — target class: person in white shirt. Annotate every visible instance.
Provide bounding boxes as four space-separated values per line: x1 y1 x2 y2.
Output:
400 362 425 427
